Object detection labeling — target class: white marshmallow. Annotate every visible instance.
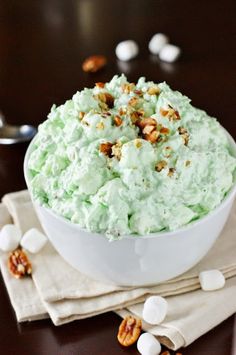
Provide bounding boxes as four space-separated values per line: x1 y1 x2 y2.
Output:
159 44 181 63
115 40 139 61
199 269 225 291
148 33 169 55
137 332 161 355
143 296 168 325
20 228 47 254
0 224 22 252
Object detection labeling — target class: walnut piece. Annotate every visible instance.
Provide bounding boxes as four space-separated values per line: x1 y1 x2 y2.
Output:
82 55 107 73
8 249 32 279
117 316 142 347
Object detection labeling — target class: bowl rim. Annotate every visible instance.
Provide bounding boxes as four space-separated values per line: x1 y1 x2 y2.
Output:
24 125 236 241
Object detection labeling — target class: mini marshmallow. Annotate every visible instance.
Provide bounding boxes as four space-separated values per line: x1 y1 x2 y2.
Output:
159 44 181 63
20 228 47 254
137 332 161 355
143 296 168 325
148 33 169 55
115 40 139 61
0 224 22 252
199 269 225 291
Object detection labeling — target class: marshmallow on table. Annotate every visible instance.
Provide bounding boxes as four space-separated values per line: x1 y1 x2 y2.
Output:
20 228 47 254
199 269 225 291
159 44 181 63
115 40 139 61
148 33 169 55
137 332 161 355
0 224 22 252
143 296 168 325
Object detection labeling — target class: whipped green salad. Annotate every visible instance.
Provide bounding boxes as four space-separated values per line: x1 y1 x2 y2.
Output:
27 75 236 239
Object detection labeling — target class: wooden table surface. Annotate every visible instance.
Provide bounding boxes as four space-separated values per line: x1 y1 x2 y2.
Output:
0 1 235 354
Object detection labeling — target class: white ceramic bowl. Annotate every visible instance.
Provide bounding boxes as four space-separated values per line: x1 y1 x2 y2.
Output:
24 129 236 287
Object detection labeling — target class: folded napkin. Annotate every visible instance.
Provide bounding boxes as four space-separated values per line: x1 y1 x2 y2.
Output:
0 190 236 350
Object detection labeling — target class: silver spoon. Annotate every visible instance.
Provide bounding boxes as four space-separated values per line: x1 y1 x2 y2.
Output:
0 112 37 144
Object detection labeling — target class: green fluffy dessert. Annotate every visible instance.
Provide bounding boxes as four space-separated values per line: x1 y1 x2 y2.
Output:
27 75 236 239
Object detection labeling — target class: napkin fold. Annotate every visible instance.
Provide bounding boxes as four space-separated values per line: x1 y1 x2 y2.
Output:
0 190 236 350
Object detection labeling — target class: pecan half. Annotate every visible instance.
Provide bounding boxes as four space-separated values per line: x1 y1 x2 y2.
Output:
99 142 113 157
117 316 142 347
82 55 107 73
8 249 32 279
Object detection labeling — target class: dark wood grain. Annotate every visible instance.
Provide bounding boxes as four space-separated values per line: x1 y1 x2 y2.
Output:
0 1 235 354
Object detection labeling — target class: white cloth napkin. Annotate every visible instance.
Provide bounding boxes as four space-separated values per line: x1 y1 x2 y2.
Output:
0 190 236 350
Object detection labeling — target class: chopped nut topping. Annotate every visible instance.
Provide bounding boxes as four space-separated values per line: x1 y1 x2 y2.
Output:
144 130 160 143
119 107 127 116
160 106 180 121
82 55 107 73
168 167 176 177
99 142 113 157
161 351 171 355
79 111 85 120
178 126 189 145
156 160 168 172
95 82 105 88
96 122 105 130
185 160 191 166
143 124 156 135
134 139 142 148
117 316 142 347
160 127 170 135
114 115 123 127
134 89 143 96
122 83 135 94
128 97 139 107
136 117 157 129
96 92 114 109
112 141 122 160
8 249 32 279
147 86 161 95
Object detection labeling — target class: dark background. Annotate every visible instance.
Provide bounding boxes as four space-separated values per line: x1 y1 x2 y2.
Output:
0 1 235 354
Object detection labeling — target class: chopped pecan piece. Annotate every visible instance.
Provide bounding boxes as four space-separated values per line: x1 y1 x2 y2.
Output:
156 160 168 172
96 92 114 109
144 130 160 143
143 124 156 135
114 115 123 127
82 55 107 73
168 167 176 177
112 141 122 160
95 82 105 88
8 249 32 279
178 126 189 145
79 111 85 120
99 142 113 157
122 83 135 94
134 89 143 96
136 117 157 129
160 106 180 121
161 351 171 355
128 97 139 107
147 86 161 95
117 316 142 347
160 127 170 135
